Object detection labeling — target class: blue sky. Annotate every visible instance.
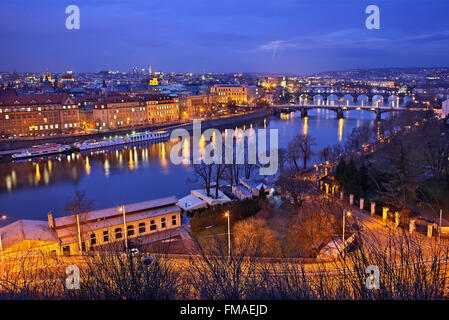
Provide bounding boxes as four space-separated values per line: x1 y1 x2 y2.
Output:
1 0 448 74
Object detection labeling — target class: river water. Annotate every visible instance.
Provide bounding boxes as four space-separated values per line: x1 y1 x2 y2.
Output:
0 109 384 221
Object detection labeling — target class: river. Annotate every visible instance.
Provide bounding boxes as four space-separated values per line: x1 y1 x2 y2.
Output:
0 109 384 221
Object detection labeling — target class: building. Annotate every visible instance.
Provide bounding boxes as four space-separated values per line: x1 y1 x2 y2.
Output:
143 94 179 124
0 196 182 257
210 84 248 104
149 77 159 86
0 94 79 138
231 185 253 200
190 189 232 206
442 99 449 118
93 95 146 130
179 93 216 119
0 220 60 257
76 95 99 130
246 85 262 104
239 177 275 197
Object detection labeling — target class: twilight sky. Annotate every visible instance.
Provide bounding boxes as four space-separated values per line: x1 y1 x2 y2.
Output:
1 0 448 74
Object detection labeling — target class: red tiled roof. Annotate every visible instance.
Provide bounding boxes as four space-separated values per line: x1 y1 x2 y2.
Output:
0 93 74 106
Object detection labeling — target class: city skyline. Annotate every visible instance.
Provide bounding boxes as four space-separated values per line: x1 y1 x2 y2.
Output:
1 0 449 74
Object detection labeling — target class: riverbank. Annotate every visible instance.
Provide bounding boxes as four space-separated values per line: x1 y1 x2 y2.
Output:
0 108 273 155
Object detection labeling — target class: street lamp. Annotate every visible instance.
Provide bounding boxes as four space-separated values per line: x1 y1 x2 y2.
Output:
119 205 128 251
342 209 351 244
225 211 231 256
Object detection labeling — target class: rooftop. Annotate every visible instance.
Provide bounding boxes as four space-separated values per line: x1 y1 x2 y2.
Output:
54 196 179 228
0 220 59 250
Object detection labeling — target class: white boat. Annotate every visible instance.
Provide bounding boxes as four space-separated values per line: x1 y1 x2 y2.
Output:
73 130 170 151
12 143 72 160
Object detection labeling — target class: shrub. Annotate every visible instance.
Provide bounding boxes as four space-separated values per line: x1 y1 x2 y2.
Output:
190 199 260 233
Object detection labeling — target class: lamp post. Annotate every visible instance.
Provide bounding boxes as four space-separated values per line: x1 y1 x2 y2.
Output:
225 211 231 256
439 209 443 244
119 205 128 251
342 209 351 244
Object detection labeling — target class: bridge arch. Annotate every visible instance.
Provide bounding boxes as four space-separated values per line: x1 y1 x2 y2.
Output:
299 94 309 104
313 94 324 105
403 96 413 106
356 94 369 106
388 95 400 107
372 95 384 106
342 94 354 106
327 94 339 106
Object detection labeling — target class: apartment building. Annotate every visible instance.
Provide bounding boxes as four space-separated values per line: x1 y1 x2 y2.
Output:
179 93 217 119
210 84 248 104
143 94 179 124
93 95 146 130
0 94 79 138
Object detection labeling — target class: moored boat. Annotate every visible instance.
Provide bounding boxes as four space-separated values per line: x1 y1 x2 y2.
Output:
12 143 73 160
73 130 169 151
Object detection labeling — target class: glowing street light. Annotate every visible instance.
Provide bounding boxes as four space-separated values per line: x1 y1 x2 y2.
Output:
225 211 231 256
342 209 351 244
119 205 128 251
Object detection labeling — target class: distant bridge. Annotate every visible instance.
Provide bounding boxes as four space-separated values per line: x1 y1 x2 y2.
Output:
273 104 428 121
296 92 413 105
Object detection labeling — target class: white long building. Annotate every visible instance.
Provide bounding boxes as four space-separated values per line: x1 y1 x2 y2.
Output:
0 196 181 257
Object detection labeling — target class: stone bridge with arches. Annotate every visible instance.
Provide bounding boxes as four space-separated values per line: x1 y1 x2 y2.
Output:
273 104 426 121
296 92 414 108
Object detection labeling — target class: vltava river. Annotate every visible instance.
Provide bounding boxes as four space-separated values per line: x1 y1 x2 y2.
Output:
0 109 383 221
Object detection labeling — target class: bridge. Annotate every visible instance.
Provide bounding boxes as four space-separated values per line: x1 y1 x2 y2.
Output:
273 104 427 121
296 91 414 106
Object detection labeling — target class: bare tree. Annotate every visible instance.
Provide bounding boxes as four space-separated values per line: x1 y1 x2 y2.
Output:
63 191 94 252
276 168 317 209
213 163 227 198
287 134 317 171
319 146 332 163
191 163 214 196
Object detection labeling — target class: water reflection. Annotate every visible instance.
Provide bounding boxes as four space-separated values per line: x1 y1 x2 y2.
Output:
0 139 183 192
338 118 344 142
0 111 378 220
85 156 91 176
303 117 308 136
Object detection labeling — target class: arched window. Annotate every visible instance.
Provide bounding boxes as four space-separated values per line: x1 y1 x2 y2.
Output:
127 225 135 236
90 233 96 245
115 227 123 239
